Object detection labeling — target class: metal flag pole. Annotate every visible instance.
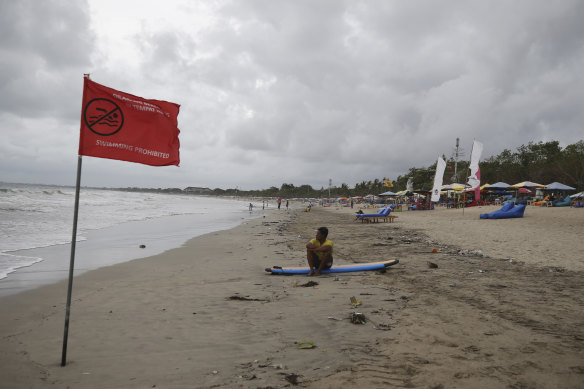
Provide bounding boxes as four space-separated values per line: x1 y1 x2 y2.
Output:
61 155 83 366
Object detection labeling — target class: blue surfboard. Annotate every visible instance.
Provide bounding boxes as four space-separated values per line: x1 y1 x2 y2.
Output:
265 259 399 275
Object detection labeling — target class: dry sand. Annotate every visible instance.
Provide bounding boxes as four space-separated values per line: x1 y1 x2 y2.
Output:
0 204 583 388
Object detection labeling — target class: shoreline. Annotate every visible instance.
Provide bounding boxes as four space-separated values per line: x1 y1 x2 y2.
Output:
0 205 582 388
0 208 260 298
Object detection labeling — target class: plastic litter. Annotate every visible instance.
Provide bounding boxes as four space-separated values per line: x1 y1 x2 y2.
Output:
297 341 315 349
351 312 367 324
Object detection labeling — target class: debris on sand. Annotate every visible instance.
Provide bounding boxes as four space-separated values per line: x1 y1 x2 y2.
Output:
227 295 267 302
298 281 319 287
350 312 367 324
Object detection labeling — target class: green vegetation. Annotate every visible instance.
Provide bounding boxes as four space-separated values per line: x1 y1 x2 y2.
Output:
214 140 583 198
116 140 583 198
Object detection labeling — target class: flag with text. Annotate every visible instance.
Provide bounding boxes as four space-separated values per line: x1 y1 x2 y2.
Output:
78 78 180 166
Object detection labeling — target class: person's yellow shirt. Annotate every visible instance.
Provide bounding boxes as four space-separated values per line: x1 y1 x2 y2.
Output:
309 238 334 259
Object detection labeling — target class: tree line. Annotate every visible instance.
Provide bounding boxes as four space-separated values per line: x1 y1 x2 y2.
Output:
209 140 583 198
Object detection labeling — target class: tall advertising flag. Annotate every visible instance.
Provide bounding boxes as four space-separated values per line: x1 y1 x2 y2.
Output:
79 78 180 166
431 157 446 202
467 140 483 205
467 140 483 189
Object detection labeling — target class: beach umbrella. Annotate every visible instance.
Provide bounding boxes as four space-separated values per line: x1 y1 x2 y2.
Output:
571 191 584 199
509 181 545 189
395 190 408 196
517 188 532 194
482 183 511 203
483 182 510 190
542 182 576 191
465 184 487 193
441 183 467 191
479 183 491 191
379 190 397 196
507 181 545 202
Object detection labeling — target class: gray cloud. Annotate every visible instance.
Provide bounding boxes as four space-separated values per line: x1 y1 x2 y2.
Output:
1 0 583 190
0 0 93 119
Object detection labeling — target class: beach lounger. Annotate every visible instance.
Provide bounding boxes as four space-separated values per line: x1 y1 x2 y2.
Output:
355 206 398 223
359 214 398 223
355 206 391 218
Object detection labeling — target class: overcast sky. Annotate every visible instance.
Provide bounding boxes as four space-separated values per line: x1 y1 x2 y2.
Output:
1 0 583 190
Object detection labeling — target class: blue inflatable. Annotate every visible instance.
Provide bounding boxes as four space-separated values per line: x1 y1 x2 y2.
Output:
552 197 571 207
480 203 526 219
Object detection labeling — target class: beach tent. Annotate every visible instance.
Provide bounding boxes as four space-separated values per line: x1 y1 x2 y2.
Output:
571 191 584 199
542 182 576 191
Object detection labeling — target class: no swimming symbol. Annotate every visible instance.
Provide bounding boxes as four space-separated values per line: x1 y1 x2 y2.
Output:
84 98 124 136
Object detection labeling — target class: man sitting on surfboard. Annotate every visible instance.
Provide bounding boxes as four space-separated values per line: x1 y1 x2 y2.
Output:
306 227 334 276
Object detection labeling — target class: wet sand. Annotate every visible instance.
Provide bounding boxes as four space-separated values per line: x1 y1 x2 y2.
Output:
0 204 582 388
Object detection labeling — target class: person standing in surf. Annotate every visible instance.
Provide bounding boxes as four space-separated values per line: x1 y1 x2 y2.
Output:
306 227 334 276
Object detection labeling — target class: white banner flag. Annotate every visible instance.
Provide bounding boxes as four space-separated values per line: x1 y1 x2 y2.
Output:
431 157 446 202
467 140 483 189
406 178 413 193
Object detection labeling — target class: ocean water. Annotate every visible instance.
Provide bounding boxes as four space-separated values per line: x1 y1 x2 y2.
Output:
0 183 256 294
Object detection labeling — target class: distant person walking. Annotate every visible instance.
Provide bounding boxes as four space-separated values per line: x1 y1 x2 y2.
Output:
277 198 282 209
286 199 289 209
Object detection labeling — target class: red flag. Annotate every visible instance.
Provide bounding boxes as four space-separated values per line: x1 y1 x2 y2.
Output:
79 78 180 166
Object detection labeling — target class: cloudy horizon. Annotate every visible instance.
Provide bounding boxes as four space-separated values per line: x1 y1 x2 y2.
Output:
1 0 583 190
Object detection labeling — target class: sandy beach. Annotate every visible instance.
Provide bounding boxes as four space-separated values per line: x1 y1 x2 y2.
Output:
1 204 583 388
